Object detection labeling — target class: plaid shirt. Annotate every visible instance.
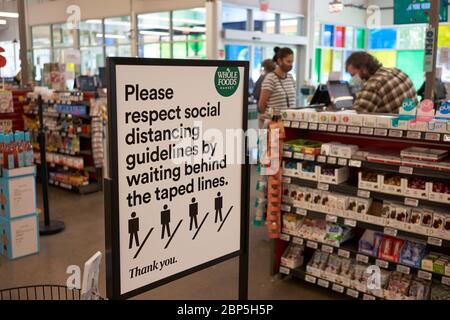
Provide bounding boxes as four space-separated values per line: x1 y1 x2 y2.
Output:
353 67 418 114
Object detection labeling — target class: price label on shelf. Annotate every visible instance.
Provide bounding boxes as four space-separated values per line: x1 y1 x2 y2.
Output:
292 237 304 245
327 125 337 132
396 265 411 275
357 190 371 199
406 131 421 140
338 249 351 259
356 254 369 264
337 125 347 133
305 154 316 161
374 128 388 137
281 204 292 213
283 121 291 128
346 289 359 299
317 156 327 163
332 284 344 293
361 127 374 136
389 130 403 138
425 132 441 141
291 121 300 129
338 158 348 167
363 294 376 301
318 183 330 191
442 277 450 286
428 237 443 247
344 219 357 228
326 215 338 223
309 123 318 131
307 241 319 249
282 177 292 184
321 245 334 254
297 208 308 216
279 266 290 275
305 275 317 284
327 157 337 165
318 279 330 288
283 151 293 158
300 122 309 129
418 271 432 281
349 160 362 168
319 124 328 131
399 166 414 175
293 153 304 160
347 126 360 134
280 234 291 242
384 227 398 237
404 198 419 207
376 259 389 269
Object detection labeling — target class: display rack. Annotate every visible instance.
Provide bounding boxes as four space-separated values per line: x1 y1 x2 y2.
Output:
22 92 105 195
271 113 450 301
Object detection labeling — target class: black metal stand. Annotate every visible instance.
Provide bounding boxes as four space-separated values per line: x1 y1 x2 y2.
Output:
37 94 65 236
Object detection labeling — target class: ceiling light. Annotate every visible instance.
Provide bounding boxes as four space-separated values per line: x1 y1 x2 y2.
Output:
0 12 19 18
0 19 7 25
96 33 127 39
329 0 344 14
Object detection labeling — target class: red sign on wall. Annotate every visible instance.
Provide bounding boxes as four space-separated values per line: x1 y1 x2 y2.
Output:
0 47 7 68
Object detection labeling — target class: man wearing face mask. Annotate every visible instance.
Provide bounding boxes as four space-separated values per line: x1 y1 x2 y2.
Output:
259 47 297 119
346 52 417 113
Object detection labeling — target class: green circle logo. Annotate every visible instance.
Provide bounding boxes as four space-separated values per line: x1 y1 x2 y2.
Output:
215 67 240 97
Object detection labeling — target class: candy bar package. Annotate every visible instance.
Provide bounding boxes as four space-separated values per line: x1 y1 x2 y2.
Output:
351 263 368 291
408 278 431 300
283 160 299 177
380 173 404 195
404 177 430 200
410 209 422 225
421 210 434 228
430 283 450 300
281 243 305 269
347 197 359 212
336 196 348 211
399 240 426 268
282 213 303 235
445 215 450 232
368 269 392 298
355 198 372 214
323 255 342 281
358 230 383 257
421 253 440 272
381 202 392 219
379 236 401 262
387 272 412 298
432 212 446 230
311 190 323 208
324 224 353 247
358 171 380 190
429 182 450 204
400 147 448 162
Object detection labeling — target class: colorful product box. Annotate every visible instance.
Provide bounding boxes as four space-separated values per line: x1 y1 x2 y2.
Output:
376 116 395 129
0 214 40 260
318 166 349 185
429 182 450 204
403 177 430 200
416 99 436 122
380 174 405 195
398 98 417 121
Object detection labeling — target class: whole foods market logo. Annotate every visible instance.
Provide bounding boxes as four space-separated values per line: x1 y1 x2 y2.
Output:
215 67 240 97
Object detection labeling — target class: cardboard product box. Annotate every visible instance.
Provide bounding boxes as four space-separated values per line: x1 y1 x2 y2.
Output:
376 116 395 129
0 214 40 260
283 160 300 177
433 258 448 275
358 171 380 191
362 115 377 128
367 153 402 165
340 113 352 126
319 166 349 185
421 253 440 272
398 98 417 121
380 174 405 195
408 120 428 132
300 162 320 181
429 182 450 204
445 261 450 277
321 142 341 156
435 101 450 121
338 145 359 159
416 99 436 122
319 112 335 124
308 110 320 123
403 177 430 200
391 118 409 130
427 120 448 133
0 167 37 220
349 113 364 127
328 113 341 125
400 147 448 162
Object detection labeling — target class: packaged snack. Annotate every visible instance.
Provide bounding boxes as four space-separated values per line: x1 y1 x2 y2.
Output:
323 255 342 281
421 210 434 228
421 253 440 272
387 272 412 298
336 196 347 211
283 160 299 177
429 182 450 204
347 197 359 212
410 209 422 225
401 147 448 162
378 236 395 261
433 256 449 275
380 174 404 195
324 224 353 247
381 202 392 218
399 240 426 268
356 198 372 214
430 283 450 300
404 177 430 199
409 278 431 300
445 216 450 232
358 230 383 257
281 243 305 269
358 171 380 190
432 213 446 230
282 213 303 235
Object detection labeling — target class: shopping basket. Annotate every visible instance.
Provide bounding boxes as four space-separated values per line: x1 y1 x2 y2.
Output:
0 285 104 300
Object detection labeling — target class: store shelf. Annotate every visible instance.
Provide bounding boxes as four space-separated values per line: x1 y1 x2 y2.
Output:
280 265 379 300
36 160 96 173
48 180 101 195
282 152 450 181
24 110 91 120
281 200 450 246
284 175 450 212
283 120 450 146
279 232 450 283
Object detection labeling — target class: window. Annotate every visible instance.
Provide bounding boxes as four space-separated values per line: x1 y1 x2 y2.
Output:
280 13 301 36
33 49 51 81
52 23 74 47
369 28 397 49
104 16 131 46
253 10 276 34
138 12 170 44
79 20 104 46
81 46 104 75
398 26 425 50
172 8 206 59
222 5 247 31
32 25 51 48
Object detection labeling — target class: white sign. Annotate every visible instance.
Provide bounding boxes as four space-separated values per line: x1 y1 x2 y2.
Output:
81 252 102 300
424 28 435 73
106 59 249 299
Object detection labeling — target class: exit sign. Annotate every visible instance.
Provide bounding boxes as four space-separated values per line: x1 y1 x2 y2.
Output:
394 0 448 24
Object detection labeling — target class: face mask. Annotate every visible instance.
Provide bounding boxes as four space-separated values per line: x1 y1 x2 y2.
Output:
351 74 363 87
282 65 293 73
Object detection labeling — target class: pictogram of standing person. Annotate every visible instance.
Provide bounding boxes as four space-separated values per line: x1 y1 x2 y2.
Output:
189 198 199 231
215 192 223 223
128 212 140 250
161 205 171 239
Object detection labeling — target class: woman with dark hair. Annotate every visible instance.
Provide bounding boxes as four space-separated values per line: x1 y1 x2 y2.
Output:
258 47 296 121
252 59 276 103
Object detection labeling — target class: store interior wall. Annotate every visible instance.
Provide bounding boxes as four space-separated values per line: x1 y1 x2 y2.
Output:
314 0 369 27
0 0 19 41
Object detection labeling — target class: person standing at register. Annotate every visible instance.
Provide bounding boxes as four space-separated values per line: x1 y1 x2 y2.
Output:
346 52 417 113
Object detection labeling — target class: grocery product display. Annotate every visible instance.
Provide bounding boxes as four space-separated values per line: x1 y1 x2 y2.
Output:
273 109 450 300
22 91 106 194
